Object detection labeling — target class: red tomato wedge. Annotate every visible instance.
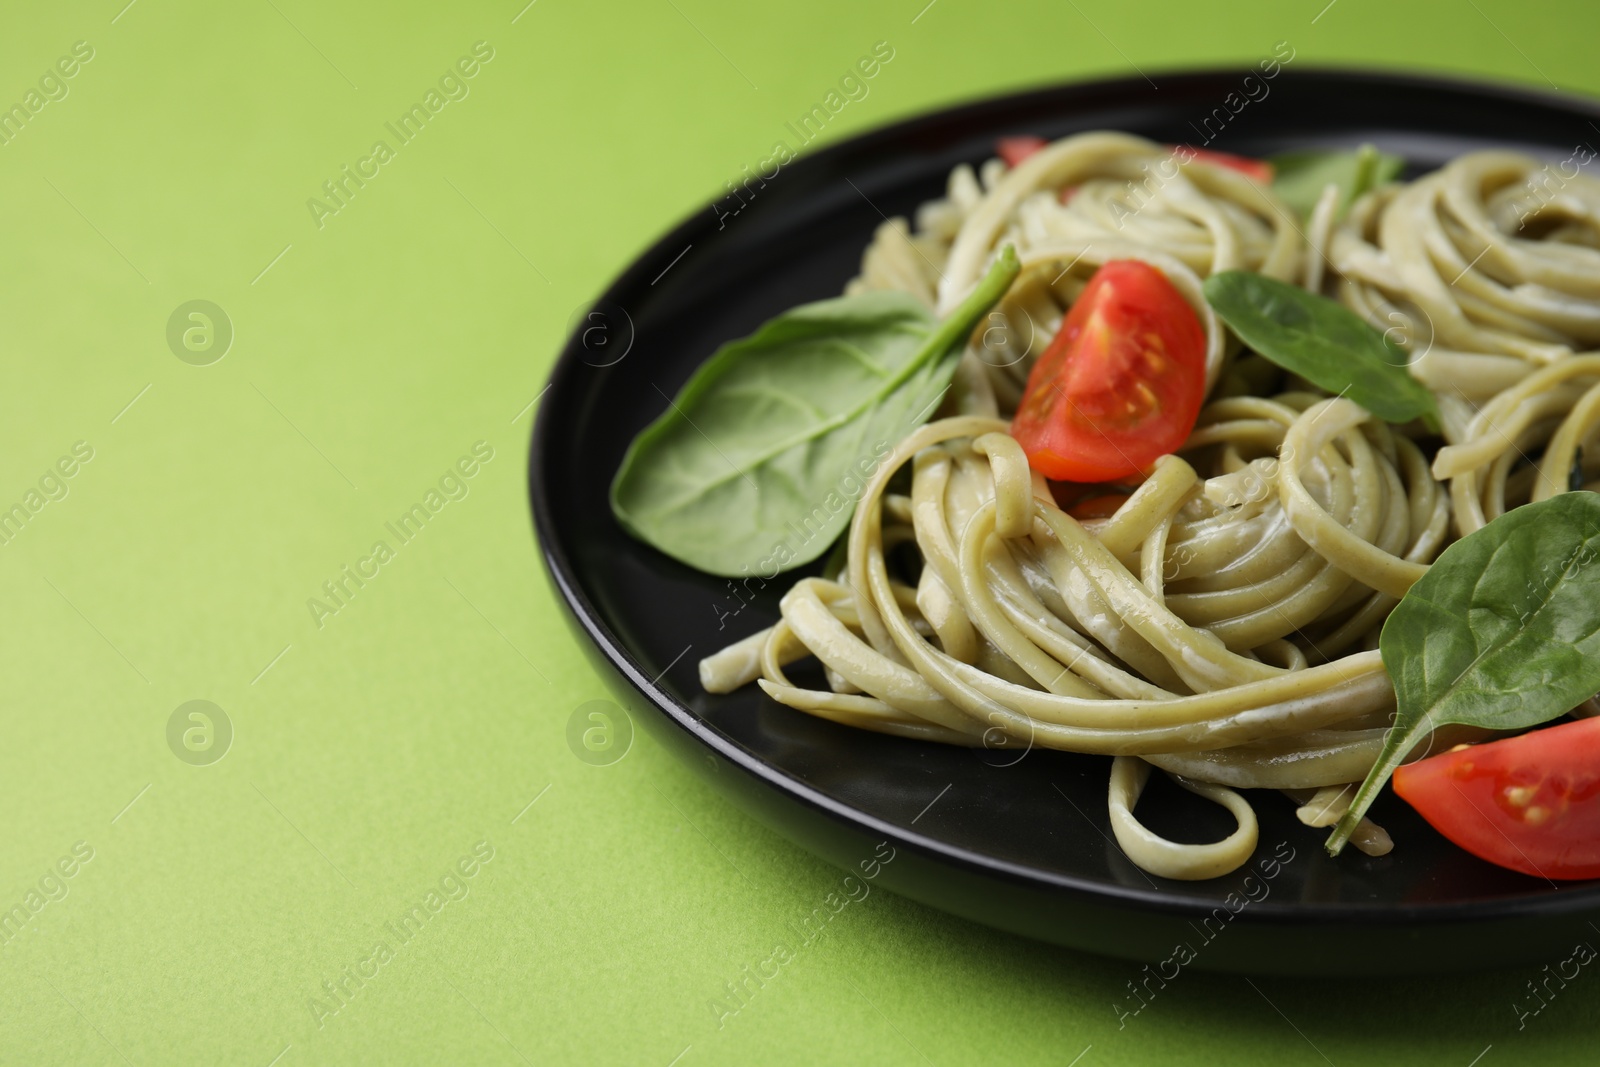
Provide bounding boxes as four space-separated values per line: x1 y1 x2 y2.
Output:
1011 260 1207 483
997 135 1048 168
1047 482 1135 518
996 136 1273 183
1178 146 1275 183
1394 716 1600 880
1067 492 1132 520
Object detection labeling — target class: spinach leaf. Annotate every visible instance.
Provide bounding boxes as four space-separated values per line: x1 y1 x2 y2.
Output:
611 246 1020 577
1202 270 1440 430
1270 144 1404 219
1327 492 1600 854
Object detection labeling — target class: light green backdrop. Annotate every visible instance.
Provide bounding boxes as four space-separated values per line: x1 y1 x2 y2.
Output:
1 1 1595 1063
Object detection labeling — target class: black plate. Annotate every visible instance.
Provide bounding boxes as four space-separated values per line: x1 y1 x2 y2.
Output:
530 68 1600 975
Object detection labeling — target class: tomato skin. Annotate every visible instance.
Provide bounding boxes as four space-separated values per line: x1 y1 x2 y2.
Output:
1010 260 1207 483
1178 146 1275 183
1394 716 1600 881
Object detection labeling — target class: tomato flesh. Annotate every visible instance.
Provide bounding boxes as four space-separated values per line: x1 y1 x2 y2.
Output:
1394 716 1600 880
1011 260 1207 483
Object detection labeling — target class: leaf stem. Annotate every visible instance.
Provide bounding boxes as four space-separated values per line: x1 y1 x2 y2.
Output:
1325 737 1409 855
925 244 1020 362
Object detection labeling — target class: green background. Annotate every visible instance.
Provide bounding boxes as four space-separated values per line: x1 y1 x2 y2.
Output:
2 0 1596 1063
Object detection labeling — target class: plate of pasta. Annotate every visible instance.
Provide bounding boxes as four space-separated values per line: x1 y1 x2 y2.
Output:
531 69 1600 973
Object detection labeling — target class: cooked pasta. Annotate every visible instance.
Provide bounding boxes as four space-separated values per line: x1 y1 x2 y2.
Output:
697 132 1600 880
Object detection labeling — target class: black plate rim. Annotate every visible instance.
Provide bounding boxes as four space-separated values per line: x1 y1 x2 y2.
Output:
530 66 1600 928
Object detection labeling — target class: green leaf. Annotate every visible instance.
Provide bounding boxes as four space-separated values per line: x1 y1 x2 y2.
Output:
1202 270 1440 430
1269 144 1405 218
1326 492 1600 854
610 246 1021 577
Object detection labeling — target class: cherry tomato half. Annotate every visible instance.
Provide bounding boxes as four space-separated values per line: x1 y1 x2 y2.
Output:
1011 260 1207 483
1394 716 1600 881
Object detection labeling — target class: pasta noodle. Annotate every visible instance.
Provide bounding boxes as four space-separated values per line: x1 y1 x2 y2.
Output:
699 132 1600 880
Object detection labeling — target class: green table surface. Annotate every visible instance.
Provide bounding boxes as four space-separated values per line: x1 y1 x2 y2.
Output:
4 1 1598 1063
